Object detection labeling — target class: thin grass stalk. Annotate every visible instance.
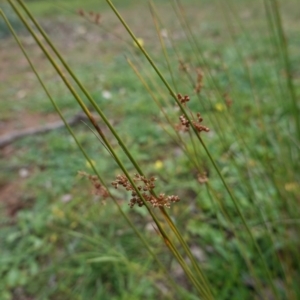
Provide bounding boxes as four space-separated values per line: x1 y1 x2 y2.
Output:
80 2 218 296
268 0 300 143
204 184 244 270
148 4 206 171
222 0 296 177
262 0 282 58
105 2 216 297
172 0 265 162
112 2 281 298
12 0 157 181
170 0 205 66
221 60 294 199
128 57 206 171
29 0 214 294
219 1 266 130
59 4 133 48
0 11 189 297
172 2 289 204
151 0 243 155
126 58 175 133
148 0 177 91
128 54 278 284
5 11 163 292
155 3 288 293
262 0 288 103
261 0 298 172
105 2 281 297
204 183 269 296
201 138 282 298
151 0 227 145
258 212 292 298
126 58 203 170
170 0 226 106
168 5 213 108
8 0 160 224
223 0 285 106
171 0 279 173
13 0 206 233
134 56 176 114
8 2 211 297
174 2 294 277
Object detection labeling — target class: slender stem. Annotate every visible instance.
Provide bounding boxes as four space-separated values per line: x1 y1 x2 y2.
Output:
105 1 286 298
269 0 300 143
0 10 186 297
8 1 210 297
106 3 215 298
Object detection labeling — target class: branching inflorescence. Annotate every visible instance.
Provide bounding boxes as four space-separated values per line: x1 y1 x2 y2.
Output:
79 171 109 198
77 9 101 24
112 174 180 208
176 93 210 133
195 68 204 94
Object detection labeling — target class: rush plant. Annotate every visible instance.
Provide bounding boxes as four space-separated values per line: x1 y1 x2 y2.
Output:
1 0 299 299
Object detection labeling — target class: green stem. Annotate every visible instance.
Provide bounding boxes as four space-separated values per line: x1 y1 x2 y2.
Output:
0 9 186 298
269 0 300 143
106 2 215 298
8 1 209 297
106 1 281 297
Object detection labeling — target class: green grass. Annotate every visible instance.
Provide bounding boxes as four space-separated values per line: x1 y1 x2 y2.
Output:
0 0 299 299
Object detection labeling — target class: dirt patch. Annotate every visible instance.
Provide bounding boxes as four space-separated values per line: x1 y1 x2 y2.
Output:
0 179 34 218
0 111 59 215
0 112 59 136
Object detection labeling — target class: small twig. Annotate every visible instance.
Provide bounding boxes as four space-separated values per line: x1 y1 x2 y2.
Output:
0 112 88 148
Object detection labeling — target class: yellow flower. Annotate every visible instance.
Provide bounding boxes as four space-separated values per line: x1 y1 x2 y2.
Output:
154 160 163 170
86 159 96 169
70 221 77 229
49 233 58 243
51 206 65 219
133 38 144 48
215 103 226 112
285 182 299 192
247 159 256 167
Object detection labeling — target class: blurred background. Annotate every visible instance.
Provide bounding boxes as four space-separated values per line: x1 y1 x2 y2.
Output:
0 0 299 299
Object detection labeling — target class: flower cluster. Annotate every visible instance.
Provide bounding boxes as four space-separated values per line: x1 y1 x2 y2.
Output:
179 115 190 129
178 113 209 133
77 9 101 24
197 172 208 184
177 93 190 105
195 69 203 94
179 59 189 72
78 171 109 198
111 174 180 208
192 113 210 133
224 93 233 108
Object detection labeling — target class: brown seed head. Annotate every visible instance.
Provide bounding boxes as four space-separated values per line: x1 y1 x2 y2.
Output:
224 93 233 108
179 60 189 72
177 94 190 105
195 68 204 94
78 171 109 198
197 172 208 184
192 113 209 133
78 9 85 17
112 174 179 208
94 13 101 24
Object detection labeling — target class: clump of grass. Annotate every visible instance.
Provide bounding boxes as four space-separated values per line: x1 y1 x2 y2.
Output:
1 0 299 299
